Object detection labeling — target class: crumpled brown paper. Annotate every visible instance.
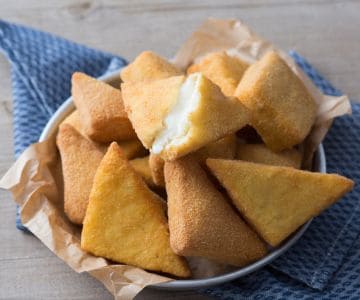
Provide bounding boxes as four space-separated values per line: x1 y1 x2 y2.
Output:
0 18 351 300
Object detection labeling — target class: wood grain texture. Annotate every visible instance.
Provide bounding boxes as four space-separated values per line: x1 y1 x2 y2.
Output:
0 1 359 299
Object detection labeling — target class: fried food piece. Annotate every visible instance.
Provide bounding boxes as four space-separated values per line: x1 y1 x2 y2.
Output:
61 110 111 154
120 51 182 82
129 156 156 188
122 76 184 148
152 73 249 160
235 51 316 151
195 134 237 162
118 139 148 159
149 154 165 187
187 52 249 97
61 110 146 159
61 110 85 136
61 110 106 150
165 156 267 266
122 73 249 160
56 124 105 224
236 144 302 169
72 72 136 143
207 159 354 247
81 143 190 278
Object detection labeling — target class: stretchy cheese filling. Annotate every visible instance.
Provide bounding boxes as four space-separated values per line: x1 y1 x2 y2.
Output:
152 73 201 154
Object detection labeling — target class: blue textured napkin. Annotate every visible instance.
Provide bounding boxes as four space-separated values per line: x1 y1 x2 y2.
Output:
1 20 359 298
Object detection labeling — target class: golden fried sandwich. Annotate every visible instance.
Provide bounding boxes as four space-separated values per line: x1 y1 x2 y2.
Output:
129 156 156 188
236 143 302 169
56 124 105 224
235 51 317 151
165 155 267 266
207 159 354 247
81 143 190 278
187 51 249 97
122 73 249 160
122 75 182 149
120 51 182 82
72 72 136 143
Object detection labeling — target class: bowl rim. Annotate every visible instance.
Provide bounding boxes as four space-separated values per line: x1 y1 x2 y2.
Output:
40 70 326 291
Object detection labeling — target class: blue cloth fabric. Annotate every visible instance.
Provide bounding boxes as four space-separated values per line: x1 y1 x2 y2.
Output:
1 20 359 299
0 20 126 231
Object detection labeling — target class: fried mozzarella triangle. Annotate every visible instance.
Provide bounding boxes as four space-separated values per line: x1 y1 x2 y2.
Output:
56 124 105 224
121 51 182 82
81 143 191 278
236 144 302 169
72 72 136 143
207 159 354 247
188 51 249 97
122 73 249 160
235 51 317 151
165 156 267 266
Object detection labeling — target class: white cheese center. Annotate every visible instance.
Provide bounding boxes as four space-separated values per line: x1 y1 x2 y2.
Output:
152 73 201 154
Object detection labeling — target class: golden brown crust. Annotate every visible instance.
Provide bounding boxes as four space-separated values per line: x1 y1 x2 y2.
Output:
161 75 250 160
61 110 85 136
195 134 237 162
121 76 185 148
235 51 317 151
207 159 354 246
81 143 191 278
118 139 148 159
187 52 249 96
129 156 156 188
56 124 105 224
72 72 136 143
120 51 182 82
165 155 267 266
149 153 166 187
236 143 302 169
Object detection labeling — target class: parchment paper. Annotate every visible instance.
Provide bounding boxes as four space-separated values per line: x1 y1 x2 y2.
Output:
0 18 351 300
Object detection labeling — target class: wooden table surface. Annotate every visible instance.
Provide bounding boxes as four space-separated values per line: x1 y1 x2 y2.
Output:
0 1 359 299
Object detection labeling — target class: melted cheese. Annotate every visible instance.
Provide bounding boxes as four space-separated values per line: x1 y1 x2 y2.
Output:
152 73 201 154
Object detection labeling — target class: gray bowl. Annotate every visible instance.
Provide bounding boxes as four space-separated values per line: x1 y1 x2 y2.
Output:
40 70 326 291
